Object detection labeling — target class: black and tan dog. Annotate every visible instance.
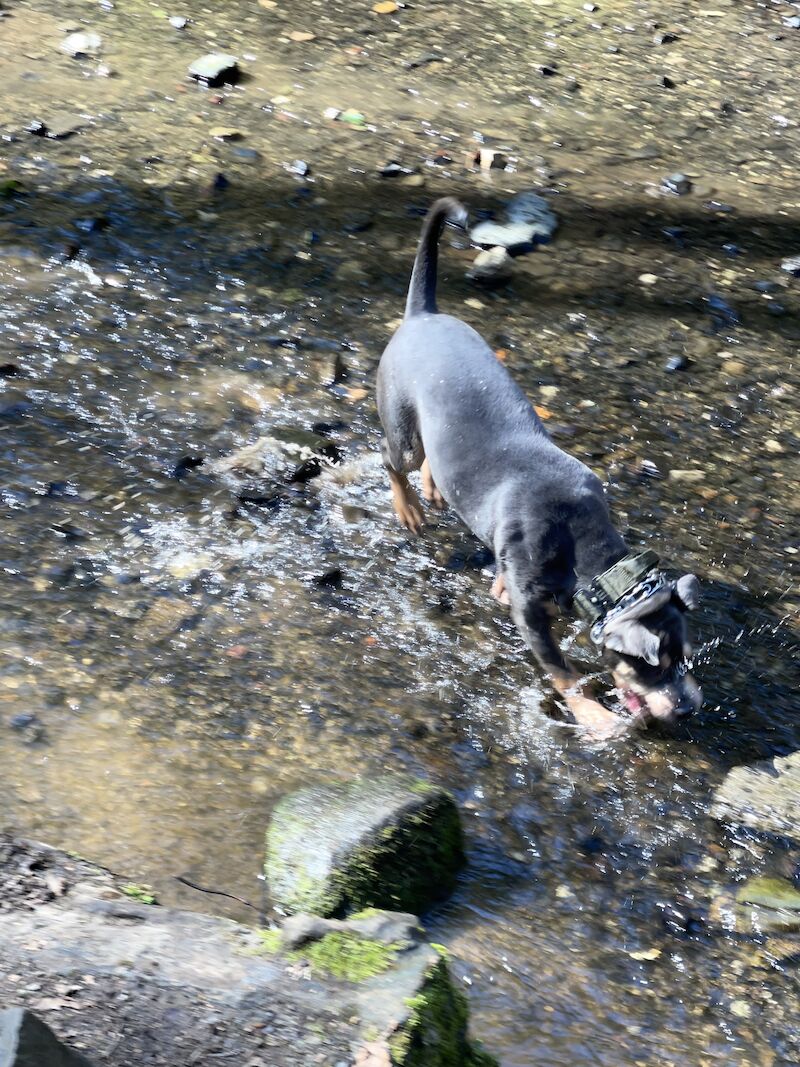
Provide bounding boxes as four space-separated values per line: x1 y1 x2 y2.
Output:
377 198 702 739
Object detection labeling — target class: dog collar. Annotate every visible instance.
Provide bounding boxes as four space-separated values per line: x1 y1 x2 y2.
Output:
574 550 661 633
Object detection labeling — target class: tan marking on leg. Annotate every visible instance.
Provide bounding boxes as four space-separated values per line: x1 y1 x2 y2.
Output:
490 573 510 605
388 469 424 534
420 458 445 510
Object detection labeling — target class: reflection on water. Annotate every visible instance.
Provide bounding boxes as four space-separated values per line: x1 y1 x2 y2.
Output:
1 0 799 1062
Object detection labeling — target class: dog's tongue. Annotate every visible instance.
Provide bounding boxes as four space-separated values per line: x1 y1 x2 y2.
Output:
623 689 646 716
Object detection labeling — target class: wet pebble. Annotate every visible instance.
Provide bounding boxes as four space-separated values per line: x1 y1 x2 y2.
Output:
467 246 512 287
665 354 689 372
60 31 102 57
662 172 692 196
189 54 240 87
780 254 800 276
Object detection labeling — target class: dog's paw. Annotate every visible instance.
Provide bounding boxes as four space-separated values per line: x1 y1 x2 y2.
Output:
565 694 630 742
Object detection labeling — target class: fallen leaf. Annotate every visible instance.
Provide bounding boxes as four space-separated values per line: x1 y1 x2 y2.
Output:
629 947 662 961
373 1 399 12
347 387 369 402
533 405 553 420
494 348 508 362
289 30 316 42
363 635 378 646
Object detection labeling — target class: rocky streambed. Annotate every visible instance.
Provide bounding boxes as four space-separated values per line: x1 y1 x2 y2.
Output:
1 0 800 1063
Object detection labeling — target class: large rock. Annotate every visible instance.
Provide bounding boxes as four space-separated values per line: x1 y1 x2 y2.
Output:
266 775 465 917
0 1008 94 1067
712 751 800 840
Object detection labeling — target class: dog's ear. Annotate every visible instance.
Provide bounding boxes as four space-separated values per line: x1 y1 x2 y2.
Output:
603 619 662 666
673 574 700 612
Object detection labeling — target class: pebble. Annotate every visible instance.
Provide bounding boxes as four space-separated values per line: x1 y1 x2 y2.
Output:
188 54 240 87
669 469 705 484
638 273 659 285
60 31 102 57
663 172 692 195
169 15 188 29
665 354 689 372
780 254 800 276
209 127 242 140
467 246 512 286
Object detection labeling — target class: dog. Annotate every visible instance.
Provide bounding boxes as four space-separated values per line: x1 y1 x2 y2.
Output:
376 197 702 739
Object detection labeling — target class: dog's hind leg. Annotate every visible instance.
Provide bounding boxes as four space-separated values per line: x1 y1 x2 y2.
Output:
420 458 445 510
379 406 425 533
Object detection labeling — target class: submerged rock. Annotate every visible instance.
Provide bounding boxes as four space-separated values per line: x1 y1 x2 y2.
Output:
781 253 800 276
188 54 240 87
0 1007 94 1066
712 751 800 841
265 775 465 917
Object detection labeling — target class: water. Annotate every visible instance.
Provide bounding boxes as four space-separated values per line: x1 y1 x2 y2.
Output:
1 0 799 1063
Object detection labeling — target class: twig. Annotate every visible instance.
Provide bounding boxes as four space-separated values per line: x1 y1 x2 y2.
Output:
174 875 260 912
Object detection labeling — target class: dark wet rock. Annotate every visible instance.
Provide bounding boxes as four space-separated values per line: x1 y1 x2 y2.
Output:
188 54 240 87
341 210 373 232
0 1007 94 1067
171 455 204 480
26 113 85 140
660 75 677 89
212 172 229 191
706 293 739 328
662 172 692 196
538 62 558 76
231 146 260 162
60 31 102 57
313 567 343 588
781 254 800 276
467 246 512 287
713 751 800 841
265 774 465 917
752 280 780 293
654 30 679 44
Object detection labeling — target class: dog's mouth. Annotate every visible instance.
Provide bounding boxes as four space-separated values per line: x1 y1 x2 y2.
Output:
621 687 647 718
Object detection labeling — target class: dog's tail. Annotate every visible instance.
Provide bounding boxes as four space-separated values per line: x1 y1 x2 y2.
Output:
405 197 468 319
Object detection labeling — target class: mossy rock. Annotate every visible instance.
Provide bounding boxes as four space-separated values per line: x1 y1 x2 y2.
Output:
265 775 464 917
712 752 800 841
389 958 497 1067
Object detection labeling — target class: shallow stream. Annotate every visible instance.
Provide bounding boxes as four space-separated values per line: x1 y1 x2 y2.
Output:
1 0 799 1062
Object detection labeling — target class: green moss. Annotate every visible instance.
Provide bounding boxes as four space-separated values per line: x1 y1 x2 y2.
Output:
120 882 157 905
256 929 282 954
389 959 498 1067
332 796 464 917
290 931 400 982
349 907 383 920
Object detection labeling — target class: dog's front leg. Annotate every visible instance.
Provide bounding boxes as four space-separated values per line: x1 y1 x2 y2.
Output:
509 598 627 740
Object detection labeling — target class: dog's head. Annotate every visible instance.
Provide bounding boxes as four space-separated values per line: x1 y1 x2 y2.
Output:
600 574 702 725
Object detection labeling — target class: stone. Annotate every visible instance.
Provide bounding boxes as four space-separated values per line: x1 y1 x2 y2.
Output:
467 246 512 286
168 15 188 29
505 190 558 237
265 775 465 917
663 172 692 195
188 54 240 87
712 751 800 841
469 220 542 253
668 469 704 484
60 32 102 57
470 191 557 253
0 1008 95 1066
280 910 422 951
780 254 800 276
